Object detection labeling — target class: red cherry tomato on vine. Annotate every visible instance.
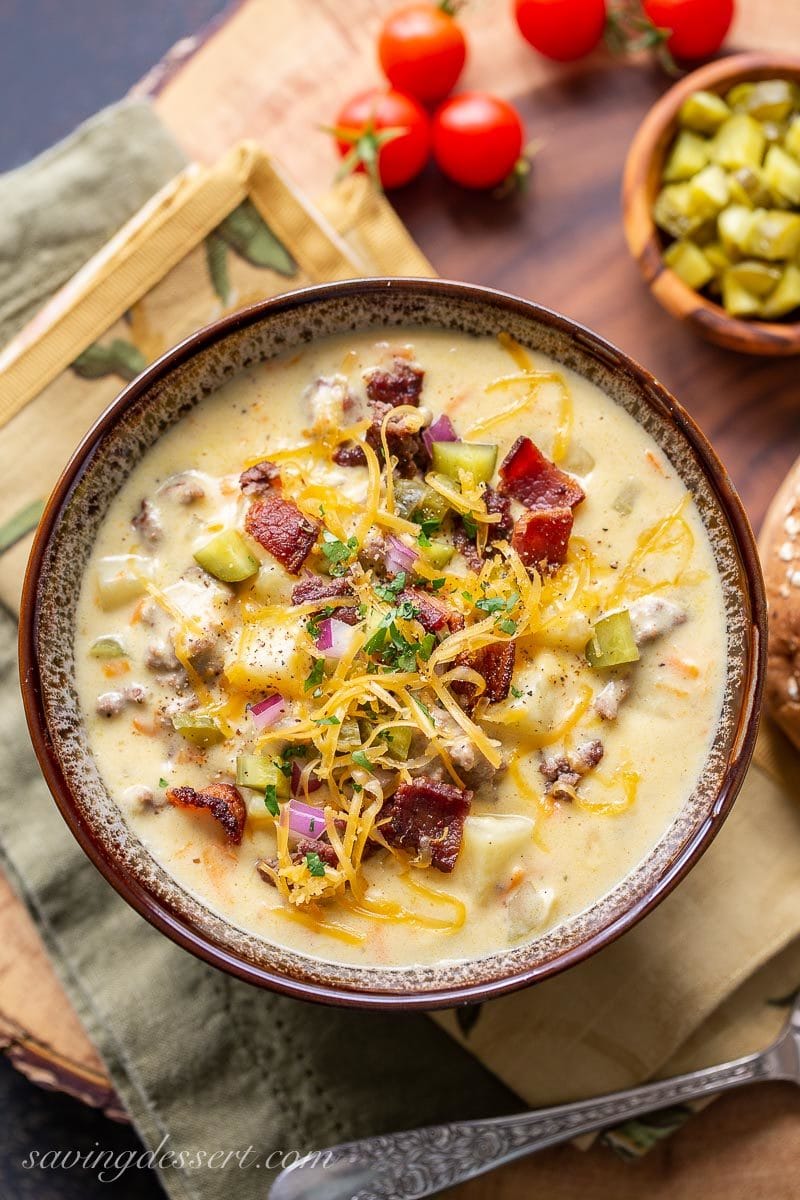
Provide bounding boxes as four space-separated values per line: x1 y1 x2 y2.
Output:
378 3 467 103
432 92 524 189
514 0 606 62
332 88 431 190
642 0 734 60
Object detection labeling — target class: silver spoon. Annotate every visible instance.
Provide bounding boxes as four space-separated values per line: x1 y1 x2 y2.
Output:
271 990 800 1200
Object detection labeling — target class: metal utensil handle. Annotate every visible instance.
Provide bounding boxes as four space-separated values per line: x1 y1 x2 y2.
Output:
272 1041 788 1200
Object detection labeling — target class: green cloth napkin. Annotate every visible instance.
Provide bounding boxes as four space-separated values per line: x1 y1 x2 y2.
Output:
0 102 516 1199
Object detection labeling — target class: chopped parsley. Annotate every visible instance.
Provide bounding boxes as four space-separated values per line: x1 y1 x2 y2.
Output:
475 596 507 614
417 633 436 662
510 685 523 699
264 784 280 817
307 604 335 640
314 715 341 726
278 745 308 777
158 777 168 789
304 659 325 691
352 750 372 772
417 529 432 548
321 531 358 576
497 618 518 636
417 515 443 538
430 578 446 591
462 513 478 538
305 851 326 877
374 571 406 602
412 695 433 723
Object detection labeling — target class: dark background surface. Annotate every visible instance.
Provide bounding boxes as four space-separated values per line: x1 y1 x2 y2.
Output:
0 7 224 1196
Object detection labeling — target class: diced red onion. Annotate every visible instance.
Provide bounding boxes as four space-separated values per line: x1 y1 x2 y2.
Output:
248 694 286 730
291 759 322 796
385 534 418 577
422 413 458 456
315 617 357 659
288 797 327 841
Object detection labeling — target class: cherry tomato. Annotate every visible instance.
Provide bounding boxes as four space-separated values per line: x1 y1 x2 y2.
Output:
333 88 431 190
378 3 467 103
642 0 734 60
432 93 524 189
514 0 606 62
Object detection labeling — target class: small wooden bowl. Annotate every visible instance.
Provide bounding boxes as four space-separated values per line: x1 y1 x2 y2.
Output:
623 53 800 356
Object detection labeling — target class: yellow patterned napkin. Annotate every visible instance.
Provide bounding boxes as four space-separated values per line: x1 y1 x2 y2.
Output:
1 142 797 1160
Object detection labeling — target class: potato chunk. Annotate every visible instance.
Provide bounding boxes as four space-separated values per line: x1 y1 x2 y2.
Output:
225 620 311 697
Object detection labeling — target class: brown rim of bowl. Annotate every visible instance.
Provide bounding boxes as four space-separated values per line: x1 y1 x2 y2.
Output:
19 277 767 1009
622 52 800 356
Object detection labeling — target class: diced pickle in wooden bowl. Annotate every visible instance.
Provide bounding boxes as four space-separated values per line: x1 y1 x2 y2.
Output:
655 79 800 320
623 54 800 354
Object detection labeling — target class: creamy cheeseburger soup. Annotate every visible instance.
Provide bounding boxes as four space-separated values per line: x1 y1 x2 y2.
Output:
75 329 726 967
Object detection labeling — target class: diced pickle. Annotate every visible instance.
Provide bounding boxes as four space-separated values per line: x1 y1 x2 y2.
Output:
717 205 755 256
96 555 152 610
711 114 766 171
703 241 732 276
726 79 798 123
337 719 362 752
194 529 259 583
382 725 413 760
663 131 709 182
652 183 705 240
688 164 729 218
763 145 800 206
679 90 731 134
730 165 772 207
89 635 127 659
760 263 800 318
394 478 450 525
612 478 640 517
585 610 640 670
431 441 498 485
725 260 782 296
663 240 715 289
235 756 290 794
744 208 800 260
721 271 762 317
785 117 800 162
172 711 226 747
418 539 455 568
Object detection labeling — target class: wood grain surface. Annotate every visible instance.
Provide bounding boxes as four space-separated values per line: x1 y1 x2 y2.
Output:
3 0 800 1195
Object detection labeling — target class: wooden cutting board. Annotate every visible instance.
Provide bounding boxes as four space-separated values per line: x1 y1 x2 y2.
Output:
4 0 800 1194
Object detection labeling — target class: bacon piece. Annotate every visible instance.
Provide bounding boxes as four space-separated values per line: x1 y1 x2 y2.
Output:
245 495 319 575
399 586 464 636
293 837 339 868
380 777 472 872
454 485 513 567
511 507 573 568
332 442 367 468
498 437 585 511
240 460 281 495
365 359 424 408
452 641 516 712
166 783 246 845
290 574 360 625
338 358 428 478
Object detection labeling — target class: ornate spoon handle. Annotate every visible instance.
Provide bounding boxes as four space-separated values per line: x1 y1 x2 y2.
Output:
271 1034 795 1200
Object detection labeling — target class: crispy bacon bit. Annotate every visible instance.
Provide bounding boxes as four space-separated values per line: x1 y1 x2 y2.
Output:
293 837 339 868
332 442 367 468
380 776 472 872
365 359 424 408
334 363 427 474
166 783 246 845
499 437 585 511
245 495 319 574
290 574 360 624
240 460 281 496
511 507 574 568
452 641 516 712
454 485 514 567
400 587 464 635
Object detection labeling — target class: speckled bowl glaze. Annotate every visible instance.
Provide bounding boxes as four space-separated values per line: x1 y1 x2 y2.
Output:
20 279 766 1009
